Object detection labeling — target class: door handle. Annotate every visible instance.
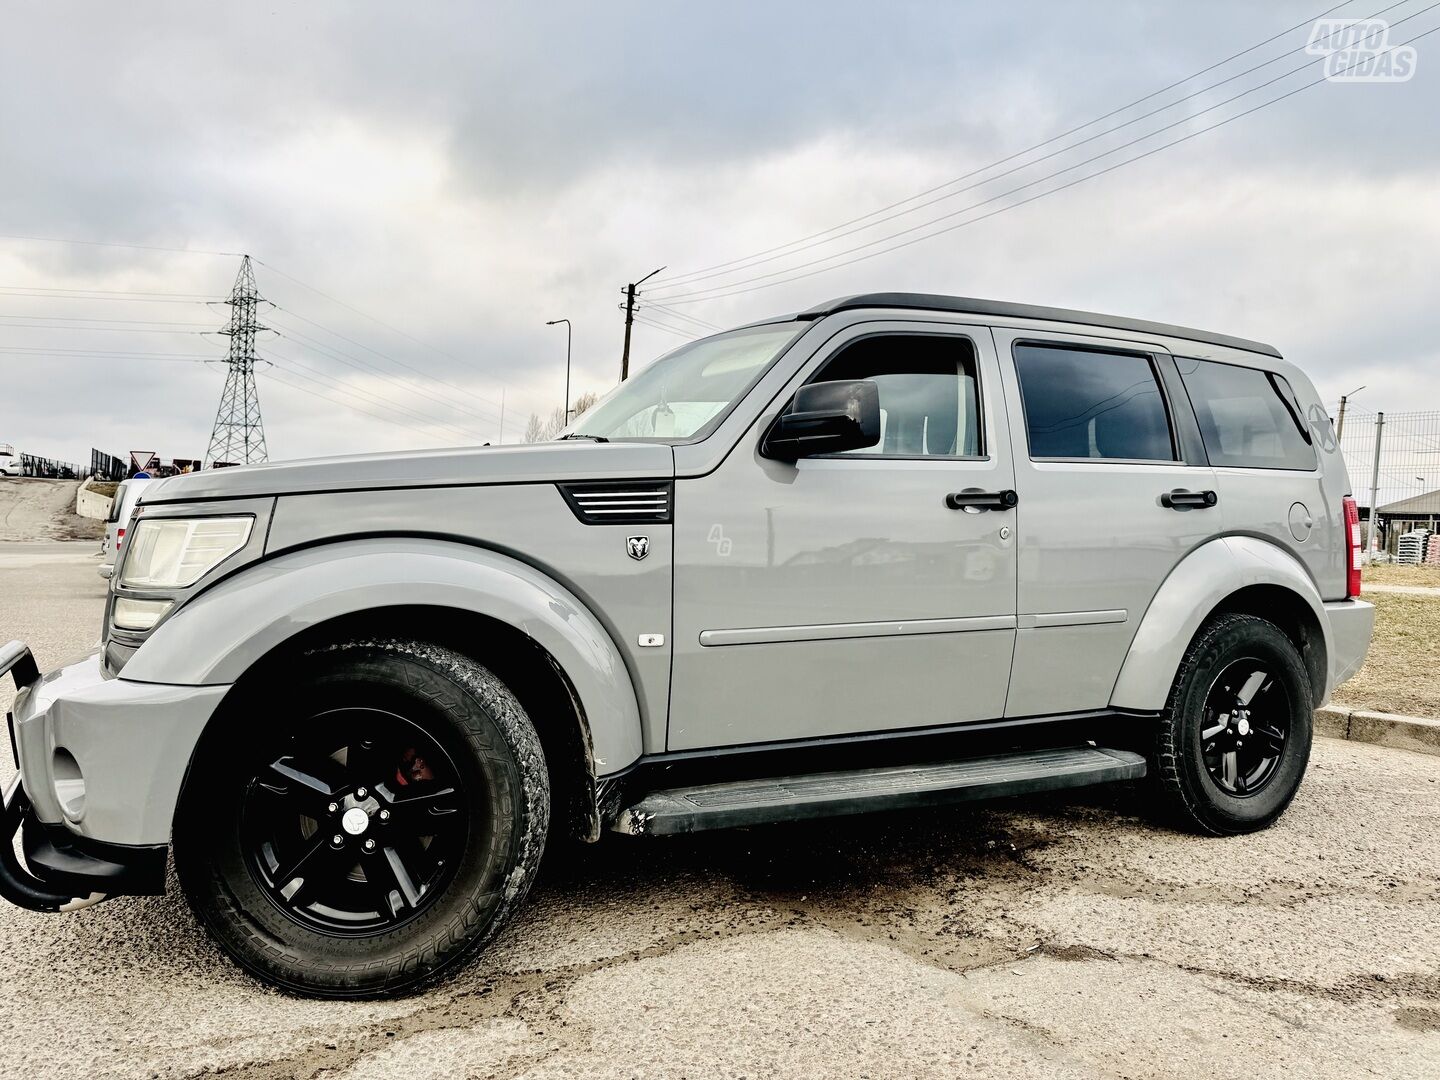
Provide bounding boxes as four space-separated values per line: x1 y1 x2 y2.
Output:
945 489 1019 511
1160 489 1218 510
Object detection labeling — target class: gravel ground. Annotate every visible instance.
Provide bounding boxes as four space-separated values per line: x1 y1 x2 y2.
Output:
1 542 1438 1079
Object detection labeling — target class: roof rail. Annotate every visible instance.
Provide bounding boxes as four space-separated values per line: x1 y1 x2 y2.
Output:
795 293 1281 358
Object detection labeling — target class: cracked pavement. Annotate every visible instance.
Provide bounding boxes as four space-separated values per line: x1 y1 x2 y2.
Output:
2 542 1438 1079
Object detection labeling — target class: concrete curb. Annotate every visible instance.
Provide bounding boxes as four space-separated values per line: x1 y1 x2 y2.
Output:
1316 705 1440 757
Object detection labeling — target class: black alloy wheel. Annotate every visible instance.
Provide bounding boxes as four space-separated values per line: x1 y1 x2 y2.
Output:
1198 660 1290 798
1154 613 1313 835
240 707 470 935
176 639 549 998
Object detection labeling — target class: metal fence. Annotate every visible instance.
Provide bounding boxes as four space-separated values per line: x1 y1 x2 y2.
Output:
90 449 127 482
1336 406 1440 559
19 453 83 479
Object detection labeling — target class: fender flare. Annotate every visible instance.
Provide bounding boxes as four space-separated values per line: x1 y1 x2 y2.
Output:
122 538 644 776
1110 535 1331 712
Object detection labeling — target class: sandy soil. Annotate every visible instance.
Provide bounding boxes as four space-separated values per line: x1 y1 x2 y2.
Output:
0 478 103 542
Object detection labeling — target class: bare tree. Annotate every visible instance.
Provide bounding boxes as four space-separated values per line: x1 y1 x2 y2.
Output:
524 390 601 442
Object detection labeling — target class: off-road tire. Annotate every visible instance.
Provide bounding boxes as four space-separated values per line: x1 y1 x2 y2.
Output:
175 639 549 998
1153 613 1313 835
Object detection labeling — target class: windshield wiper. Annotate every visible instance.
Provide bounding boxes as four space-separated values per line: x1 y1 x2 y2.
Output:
557 433 609 442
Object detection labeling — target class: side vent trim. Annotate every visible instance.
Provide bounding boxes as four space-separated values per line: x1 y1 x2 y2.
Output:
558 481 673 525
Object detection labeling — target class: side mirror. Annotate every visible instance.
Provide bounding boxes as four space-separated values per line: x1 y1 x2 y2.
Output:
762 380 881 461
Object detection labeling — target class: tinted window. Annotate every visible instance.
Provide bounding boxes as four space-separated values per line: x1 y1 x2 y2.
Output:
1177 358 1317 470
811 334 981 457
1013 344 1174 461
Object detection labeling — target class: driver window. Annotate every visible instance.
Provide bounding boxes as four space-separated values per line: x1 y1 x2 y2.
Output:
810 334 982 457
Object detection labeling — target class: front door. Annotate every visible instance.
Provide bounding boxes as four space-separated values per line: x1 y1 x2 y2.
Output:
992 328 1219 717
668 321 1018 751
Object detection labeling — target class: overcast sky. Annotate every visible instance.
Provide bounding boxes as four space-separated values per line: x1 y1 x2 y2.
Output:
2 1 1437 487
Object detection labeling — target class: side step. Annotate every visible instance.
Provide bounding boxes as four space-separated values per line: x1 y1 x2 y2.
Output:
612 746 1146 836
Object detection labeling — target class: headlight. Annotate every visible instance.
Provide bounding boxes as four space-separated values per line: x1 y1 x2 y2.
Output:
119 516 253 588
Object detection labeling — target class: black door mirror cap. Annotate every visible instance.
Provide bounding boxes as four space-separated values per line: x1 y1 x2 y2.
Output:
761 380 882 461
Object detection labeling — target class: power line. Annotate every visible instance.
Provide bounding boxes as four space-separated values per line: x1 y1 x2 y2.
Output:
263 367 473 444
0 346 212 364
650 18 1440 306
631 315 695 339
632 311 704 338
0 344 215 359
253 258 510 388
265 315 506 432
639 301 724 332
0 312 216 327
646 0 1362 290
268 306 508 419
0 322 215 335
263 347 487 442
0 234 240 256
649 1 1410 297
0 287 220 303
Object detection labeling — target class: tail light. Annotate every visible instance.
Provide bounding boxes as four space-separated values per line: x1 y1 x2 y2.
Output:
1343 495 1362 598
117 527 125 548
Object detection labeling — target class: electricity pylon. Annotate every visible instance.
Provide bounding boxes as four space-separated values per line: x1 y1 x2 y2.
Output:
205 255 269 467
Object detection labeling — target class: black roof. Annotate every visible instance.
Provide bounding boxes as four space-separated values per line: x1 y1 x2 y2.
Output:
796 293 1281 358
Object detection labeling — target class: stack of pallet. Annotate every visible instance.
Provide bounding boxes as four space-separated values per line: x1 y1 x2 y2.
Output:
1426 533 1440 566
1397 529 1430 565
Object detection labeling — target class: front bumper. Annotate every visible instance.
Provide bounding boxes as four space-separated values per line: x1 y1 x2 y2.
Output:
3 641 227 910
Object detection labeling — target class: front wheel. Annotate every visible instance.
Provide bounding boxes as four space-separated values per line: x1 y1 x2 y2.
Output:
1153 613 1313 835
176 639 549 997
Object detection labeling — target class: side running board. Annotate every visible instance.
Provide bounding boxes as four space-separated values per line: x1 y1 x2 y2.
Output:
612 746 1146 836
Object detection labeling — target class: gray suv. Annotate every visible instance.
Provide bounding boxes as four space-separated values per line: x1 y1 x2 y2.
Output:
2 294 1374 996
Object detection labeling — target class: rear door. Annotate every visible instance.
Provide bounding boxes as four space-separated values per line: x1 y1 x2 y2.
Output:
993 328 1218 716
1171 356 1340 597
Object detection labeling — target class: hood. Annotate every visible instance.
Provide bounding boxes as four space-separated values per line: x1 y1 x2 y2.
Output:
142 441 675 504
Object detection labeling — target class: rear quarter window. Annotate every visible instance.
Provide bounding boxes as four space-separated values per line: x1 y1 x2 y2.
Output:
1176 358 1317 470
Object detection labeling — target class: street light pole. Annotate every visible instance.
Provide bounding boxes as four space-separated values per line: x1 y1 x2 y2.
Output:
546 318 572 423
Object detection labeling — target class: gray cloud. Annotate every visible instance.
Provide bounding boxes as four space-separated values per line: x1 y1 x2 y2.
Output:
1 0 1437 466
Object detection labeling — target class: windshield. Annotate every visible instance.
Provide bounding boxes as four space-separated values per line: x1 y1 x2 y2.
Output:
566 322 803 441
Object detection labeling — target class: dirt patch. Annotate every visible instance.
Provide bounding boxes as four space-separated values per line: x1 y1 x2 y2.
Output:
1394 1005 1440 1032
0 478 102 542
1364 563 1440 589
1332 592 1440 717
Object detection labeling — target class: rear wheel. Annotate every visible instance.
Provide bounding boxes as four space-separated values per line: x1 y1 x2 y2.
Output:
1153 613 1313 835
176 639 549 997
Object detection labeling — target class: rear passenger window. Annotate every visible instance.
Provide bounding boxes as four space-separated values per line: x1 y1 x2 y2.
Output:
1013 344 1175 461
1176 358 1317 470
811 334 982 457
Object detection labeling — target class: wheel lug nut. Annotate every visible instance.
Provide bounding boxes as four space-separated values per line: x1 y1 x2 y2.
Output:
378 809 391 823
331 834 344 846
362 838 376 852
356 787 368 799
327 801 339 814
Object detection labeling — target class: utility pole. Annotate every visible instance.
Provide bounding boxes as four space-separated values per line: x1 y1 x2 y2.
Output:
1365 411 1385 558
205 255 269 467
619 266 666 382
546 318 572 422
1336 384 1365 442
